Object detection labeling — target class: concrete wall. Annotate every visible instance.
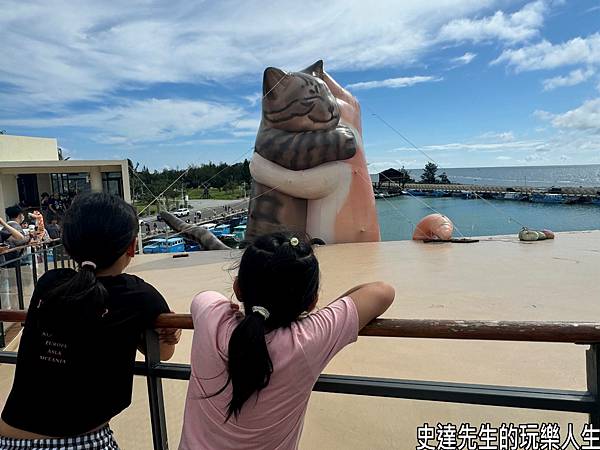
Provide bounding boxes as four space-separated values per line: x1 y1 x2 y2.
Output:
0 135 58 162
90 167 102 193
37 174 52 197
0 174 18 219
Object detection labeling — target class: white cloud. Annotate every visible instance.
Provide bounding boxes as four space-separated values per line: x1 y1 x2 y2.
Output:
347 76 442 91
496 155 512 160
390 139 547 153
478 131 515 141
542 68 595 91
0 0 547 109
2 99 245 144
493 33 600 72
437 0 546 43
243 92 262 106
542 98 600 133
450 52 477 65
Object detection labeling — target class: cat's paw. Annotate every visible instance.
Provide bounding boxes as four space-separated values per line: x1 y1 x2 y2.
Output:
337 125 357 160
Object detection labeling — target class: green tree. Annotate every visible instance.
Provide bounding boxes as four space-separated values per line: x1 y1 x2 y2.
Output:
398 167 414 187
420 162 438 184
438 172 451 184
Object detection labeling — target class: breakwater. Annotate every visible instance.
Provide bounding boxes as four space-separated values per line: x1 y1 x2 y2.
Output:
374 183 600 205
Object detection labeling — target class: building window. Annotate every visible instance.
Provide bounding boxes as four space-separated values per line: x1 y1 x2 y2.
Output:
50 173 91 195
102 172 123 198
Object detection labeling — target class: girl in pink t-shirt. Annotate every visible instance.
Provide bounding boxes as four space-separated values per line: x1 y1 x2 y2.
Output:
179 232 395 450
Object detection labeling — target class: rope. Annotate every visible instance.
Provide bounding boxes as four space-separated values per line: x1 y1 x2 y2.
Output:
136 73 289 216
365 104 529 230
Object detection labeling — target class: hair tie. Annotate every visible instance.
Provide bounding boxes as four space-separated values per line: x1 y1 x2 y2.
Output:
289 237 299 247
81 261 97 270
251 306 270 321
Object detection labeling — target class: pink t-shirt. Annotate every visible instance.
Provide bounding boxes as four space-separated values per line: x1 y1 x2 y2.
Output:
179 291 359 450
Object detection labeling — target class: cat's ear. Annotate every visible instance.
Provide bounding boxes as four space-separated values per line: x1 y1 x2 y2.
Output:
303 60 324 79
263 67 286 98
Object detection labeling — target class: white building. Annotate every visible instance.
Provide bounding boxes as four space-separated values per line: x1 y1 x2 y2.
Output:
0 134 130 216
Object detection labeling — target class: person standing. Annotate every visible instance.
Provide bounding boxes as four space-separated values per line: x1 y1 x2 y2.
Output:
0 207 30 310
0 193 181 449
179 232 395 449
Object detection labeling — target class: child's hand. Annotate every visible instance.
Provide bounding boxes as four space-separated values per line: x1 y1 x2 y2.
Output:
158 328 181 345
230 302 244 318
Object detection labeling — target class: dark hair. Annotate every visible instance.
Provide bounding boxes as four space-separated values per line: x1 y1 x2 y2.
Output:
41 192 49 198
5 204 23 220
41 193 138 325
224 232 320 420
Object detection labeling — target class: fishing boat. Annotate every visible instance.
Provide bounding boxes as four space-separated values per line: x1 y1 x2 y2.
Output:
233 224 247 240
218 233 240 248
458 190 475 199
531 193 564 203
430 190 448 197
504 192 528 201
406 189 427 196
143 237 186 254
212 224 231 237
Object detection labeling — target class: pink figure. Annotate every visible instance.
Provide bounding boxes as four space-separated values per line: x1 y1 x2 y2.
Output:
413 214 454 241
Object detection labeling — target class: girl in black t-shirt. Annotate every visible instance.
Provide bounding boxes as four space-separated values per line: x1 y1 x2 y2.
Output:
0 193 181 450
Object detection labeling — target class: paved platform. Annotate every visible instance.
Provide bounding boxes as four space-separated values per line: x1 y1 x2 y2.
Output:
1 231 599 448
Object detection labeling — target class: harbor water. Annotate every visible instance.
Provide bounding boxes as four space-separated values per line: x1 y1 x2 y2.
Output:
377 195 600 241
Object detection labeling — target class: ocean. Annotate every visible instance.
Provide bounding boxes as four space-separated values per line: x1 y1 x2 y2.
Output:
377 164 600 241
406 164 600 188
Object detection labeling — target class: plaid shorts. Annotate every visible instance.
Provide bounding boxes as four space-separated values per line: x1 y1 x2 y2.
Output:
0 425 119 450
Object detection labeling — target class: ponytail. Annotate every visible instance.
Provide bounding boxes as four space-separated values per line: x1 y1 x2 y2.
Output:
41 264 108 327
226 311 273 420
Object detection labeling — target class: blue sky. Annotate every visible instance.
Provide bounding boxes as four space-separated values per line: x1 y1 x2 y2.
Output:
1 0 599 172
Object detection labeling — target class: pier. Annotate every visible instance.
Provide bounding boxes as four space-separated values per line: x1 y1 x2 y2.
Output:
373 182 600 203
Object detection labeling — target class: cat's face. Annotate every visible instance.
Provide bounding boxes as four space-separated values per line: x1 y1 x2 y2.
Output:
261 61 340 132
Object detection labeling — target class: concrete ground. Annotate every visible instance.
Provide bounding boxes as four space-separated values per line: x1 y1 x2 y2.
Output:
1 231 599 448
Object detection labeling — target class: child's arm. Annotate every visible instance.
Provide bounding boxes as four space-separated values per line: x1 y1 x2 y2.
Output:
137 328 181 361
0 217 26 241
336 282 395 329
158 328 181 361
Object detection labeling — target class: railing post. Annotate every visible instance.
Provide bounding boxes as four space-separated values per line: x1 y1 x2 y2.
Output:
586 344 600 426
59 246 65 269
143 329 169 450
0 320 5 348
31 249 38 287
43 245 49 273
14 264 24 310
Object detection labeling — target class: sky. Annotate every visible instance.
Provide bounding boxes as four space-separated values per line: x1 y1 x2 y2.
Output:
1 0 599 172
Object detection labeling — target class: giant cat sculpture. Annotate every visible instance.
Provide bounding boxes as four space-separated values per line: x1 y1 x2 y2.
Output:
246 60 380 244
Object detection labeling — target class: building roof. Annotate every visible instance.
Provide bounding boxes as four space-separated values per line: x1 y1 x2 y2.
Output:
0 160 128 174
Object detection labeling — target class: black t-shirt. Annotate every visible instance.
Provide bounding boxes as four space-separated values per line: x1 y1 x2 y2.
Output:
1 269 170 436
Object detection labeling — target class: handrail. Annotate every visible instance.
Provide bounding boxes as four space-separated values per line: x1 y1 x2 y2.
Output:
3 310 600 343
0 238 62 256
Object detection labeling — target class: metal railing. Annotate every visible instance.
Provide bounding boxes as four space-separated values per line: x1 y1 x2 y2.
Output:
1 309 599 449
0 240 73 346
